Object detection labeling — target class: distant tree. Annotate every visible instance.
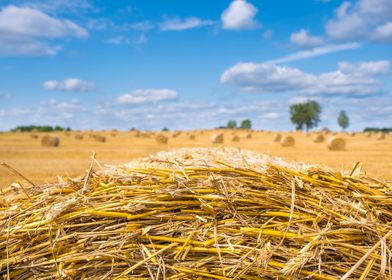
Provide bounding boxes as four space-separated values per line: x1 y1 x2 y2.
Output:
240 119 252 129
338 110 349 131
289 100 321 131
227 120 237 129
162 127 169 132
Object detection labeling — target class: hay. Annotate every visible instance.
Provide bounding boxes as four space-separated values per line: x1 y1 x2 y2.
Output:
2 147 392 279
273 133 282 142
189 134 196 140
156 134 168 144
75 134 83 140
246 133 252 139
94 135 106 143
30 134 38 139
327 136 346 151
365 132 372 138
232 135 240 142
281 135 295 147
40 135 60 147
212 133 224 144
313 134 325 143
377 132 385 140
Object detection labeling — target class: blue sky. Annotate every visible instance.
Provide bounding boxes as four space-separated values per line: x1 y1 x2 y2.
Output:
0 0 391 131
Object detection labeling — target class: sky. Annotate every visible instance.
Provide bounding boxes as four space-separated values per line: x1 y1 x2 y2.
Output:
0 0 391 131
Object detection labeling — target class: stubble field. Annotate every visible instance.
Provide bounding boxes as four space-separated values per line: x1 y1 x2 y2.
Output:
1 129 391 188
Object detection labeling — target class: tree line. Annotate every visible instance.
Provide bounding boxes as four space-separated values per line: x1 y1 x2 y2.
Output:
10 125 71 132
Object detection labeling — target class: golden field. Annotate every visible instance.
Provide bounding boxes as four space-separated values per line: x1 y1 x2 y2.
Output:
1 130 391 187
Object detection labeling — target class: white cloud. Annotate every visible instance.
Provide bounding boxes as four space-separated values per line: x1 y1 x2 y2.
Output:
134 34 148 45
373 22 392 42
290 29 324 48
43 78 96 92
116 89 177 105
325 0 392 43
267 42 360 64
221 60 390 96
130 21 154 31
0 5 88 55
159 17 214 31
221 0 260 30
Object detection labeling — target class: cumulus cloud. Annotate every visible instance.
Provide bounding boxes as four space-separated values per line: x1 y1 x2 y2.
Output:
116 89 177 105
221 60 390 96
325 0 392 43
0 5 88 55
221 0 260 30
159 17 214 31
290 29 324 48
43 78 96 92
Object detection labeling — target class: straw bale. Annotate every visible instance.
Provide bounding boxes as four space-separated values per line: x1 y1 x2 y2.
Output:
2 147 392 279
246 133 252 139
327 136 346 151
313 134 324 143
94 135 106 143
189 134 196 140
41 135 60 147
156 134 168 144
75 134 83 140
273 133 282 142
30 133 38 139
212 133 224 144
281 135 295 147
232 135 240 142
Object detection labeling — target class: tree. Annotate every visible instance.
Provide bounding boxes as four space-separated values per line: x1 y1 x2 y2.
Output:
338 110 349 131
162 127 169 132
227 120 237 129
289 100 321 131
240 119 252 129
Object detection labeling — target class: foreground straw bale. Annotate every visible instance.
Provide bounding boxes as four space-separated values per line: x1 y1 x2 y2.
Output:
2 147 392 279
41 135 60 147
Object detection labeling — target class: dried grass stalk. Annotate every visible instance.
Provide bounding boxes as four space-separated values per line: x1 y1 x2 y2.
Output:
1 147 392 279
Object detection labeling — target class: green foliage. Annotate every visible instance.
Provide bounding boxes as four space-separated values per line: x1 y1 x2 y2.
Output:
337 111 349 130
162 127 169 132
240 119 252 129
10 125 69 132
289 100 321 131
364 127 392 133
227 120 237 129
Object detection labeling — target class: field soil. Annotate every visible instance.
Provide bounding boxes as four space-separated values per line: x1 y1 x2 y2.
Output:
1 130 391 187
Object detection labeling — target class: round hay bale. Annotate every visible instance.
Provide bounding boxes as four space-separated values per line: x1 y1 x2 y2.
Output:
212 133 224 144
377 133 385 140
232 135 240 142
313 134 325 143
189 134 196 140
64 131 71 136
75 134 83 140
41 135 60 147
110 132 116 137
281 135 295 147
30 134 39 139
365 132 372 138
156 134 168 144
246 133 252 139
94 135 106 143
273 133 282 142
327 136 346 151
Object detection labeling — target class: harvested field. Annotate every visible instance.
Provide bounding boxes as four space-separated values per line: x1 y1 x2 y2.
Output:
1 130 392 188
1 147 392 279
